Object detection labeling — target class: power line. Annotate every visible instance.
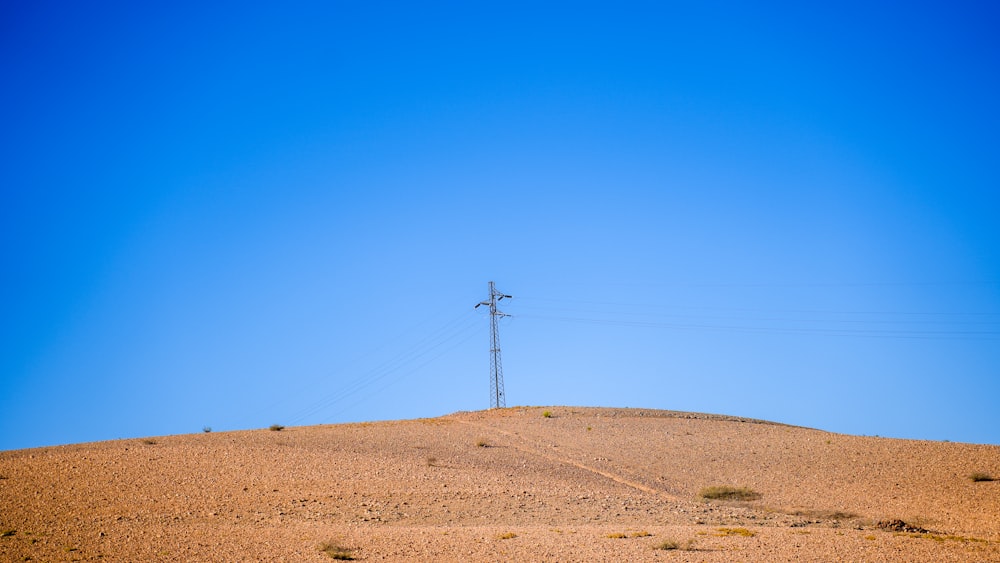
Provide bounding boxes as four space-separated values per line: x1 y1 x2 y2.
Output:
284 310 482 425
516 295 1000 317
326 323 485 422
511 291 1000 340
515 312 1000 340
277 283 995 427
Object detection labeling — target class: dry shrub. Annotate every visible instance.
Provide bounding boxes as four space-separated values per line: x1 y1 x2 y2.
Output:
654 539 678 550
319 540 355 560
716 527 755 537
699 485 761 501
790 509 857 520
654 539 696 550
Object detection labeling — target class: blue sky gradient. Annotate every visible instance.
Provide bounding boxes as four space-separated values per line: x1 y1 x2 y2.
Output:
3 1 999 450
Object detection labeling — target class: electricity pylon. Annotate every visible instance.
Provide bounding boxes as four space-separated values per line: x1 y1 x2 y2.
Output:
475 281 511 409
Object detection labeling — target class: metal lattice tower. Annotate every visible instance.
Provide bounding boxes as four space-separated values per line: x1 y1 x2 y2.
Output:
475 281 511 409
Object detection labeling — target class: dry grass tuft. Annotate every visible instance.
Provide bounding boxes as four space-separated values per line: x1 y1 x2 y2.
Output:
497 532 517 540
475 438 489 448
900 532 988 544
699 485 761 501
606 532 627 539
653 539 679 550
318 540 355 560
269 424 285 432
969 472 995 482
716 527 755 537
654 538 697 551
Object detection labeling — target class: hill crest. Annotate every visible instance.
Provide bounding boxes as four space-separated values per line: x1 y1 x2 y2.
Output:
2 406 998 561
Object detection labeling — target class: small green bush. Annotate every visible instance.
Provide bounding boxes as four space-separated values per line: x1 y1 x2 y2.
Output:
970 472 995 482
542 410 552 418
202 426 212 433
269 424 285 432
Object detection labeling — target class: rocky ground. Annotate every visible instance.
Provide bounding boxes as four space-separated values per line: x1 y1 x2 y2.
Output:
2 406 998 561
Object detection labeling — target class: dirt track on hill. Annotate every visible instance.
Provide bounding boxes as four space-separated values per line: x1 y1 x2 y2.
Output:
2 406 999 561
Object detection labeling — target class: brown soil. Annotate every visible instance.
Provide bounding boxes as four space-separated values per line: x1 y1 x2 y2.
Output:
2 406 998 561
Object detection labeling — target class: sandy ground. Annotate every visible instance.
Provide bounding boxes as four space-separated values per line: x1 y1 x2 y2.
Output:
2 406 998 561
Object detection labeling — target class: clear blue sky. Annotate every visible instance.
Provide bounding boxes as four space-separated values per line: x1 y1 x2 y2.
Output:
3 2 999 450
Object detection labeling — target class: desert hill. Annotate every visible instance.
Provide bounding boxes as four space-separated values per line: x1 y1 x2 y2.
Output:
2 406 998 561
